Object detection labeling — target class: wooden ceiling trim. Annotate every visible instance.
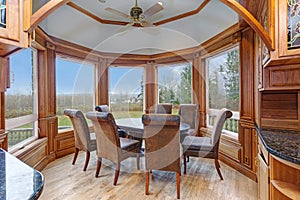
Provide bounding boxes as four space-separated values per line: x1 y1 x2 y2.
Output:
66 1 210 27
220 0 274 51
66 2 129 26
27 0 70 33
153 0 210 26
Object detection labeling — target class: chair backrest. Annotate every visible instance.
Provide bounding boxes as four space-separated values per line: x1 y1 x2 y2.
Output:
211 108 233 145
64 109 92 151
86 112 120 162
155 103 173 114
142 114 181 173
178 104 199 129
95 105 110 112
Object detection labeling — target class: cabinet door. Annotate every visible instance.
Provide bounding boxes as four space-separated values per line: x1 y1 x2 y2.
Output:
0 0 20 41
258 153 269 200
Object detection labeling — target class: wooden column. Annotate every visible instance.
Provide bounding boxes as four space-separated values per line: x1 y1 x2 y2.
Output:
0 57 8 149
238 28 257 179
95 58 109 106
144 61 157 113
193 52 206 130
38 42 57 161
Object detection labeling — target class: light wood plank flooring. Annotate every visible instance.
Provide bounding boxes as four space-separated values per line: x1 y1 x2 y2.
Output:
40 152 257 200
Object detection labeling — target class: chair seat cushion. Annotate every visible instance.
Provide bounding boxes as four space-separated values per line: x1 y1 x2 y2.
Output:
120 137 140 151
182 136 213 151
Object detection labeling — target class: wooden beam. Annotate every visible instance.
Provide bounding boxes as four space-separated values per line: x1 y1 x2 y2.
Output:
220 0 274 51
27 0 70 33
153 0 210 26
66 2 129 26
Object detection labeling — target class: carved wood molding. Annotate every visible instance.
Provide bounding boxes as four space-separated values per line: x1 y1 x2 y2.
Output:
220 0 274 51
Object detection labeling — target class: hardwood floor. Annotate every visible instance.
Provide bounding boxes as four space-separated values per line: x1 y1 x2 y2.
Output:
40 152 258 200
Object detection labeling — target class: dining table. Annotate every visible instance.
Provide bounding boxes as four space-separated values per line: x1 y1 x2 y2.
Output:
115 117 190 143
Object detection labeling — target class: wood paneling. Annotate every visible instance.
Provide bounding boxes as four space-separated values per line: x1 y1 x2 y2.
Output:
240 28 254 121
264 65 300 90
261 92 298 119
55 130 75 158
13 138 48 169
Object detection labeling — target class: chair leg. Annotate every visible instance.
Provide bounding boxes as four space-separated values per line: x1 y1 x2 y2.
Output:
214 159 223 180
95 158 102 177
145 170 150 195
83 151 90 171
72 148 79 165
136 153 140 170
183 154 187 174
113 162 120 186
187 156 190 162
176 172 180 199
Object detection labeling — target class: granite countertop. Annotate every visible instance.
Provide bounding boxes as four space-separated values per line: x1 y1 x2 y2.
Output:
257 128 300 164
0 148 44 200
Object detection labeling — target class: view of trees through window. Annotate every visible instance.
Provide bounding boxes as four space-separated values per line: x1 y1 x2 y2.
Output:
5 48 38 149
109 67 144 119
206 46 240 134
56 58 95 129
158 63 192 113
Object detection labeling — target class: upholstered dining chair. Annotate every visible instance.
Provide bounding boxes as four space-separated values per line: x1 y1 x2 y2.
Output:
155 103 173 114
64 109 97 171
86 112 140 185
182 108 232 180
95 104 127 138
142 114 181 199
178 104 199 137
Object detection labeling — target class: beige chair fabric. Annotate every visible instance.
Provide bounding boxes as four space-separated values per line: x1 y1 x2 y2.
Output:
155 103 173 114
95 104 128 138
86 112 140 185
182 108 232 180
142 114 181 199
64 109 97 171
178 104 199 136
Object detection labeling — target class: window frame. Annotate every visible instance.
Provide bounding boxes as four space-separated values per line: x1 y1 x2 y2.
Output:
205 44 240 136
157 61 193 106
55 55 96 131
5 48 39 151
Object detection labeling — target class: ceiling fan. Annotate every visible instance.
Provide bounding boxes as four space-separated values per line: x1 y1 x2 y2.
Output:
105 0 164 27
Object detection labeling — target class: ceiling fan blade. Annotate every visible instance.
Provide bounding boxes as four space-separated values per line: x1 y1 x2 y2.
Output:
105 7 130 19
118 22 134 33
143 2 164 18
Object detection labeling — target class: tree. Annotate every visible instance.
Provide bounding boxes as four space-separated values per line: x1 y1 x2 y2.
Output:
222 49 240 111
178 64 192 104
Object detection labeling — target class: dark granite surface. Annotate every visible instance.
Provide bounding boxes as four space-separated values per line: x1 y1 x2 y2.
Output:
256 127 300 164
0 148 44 200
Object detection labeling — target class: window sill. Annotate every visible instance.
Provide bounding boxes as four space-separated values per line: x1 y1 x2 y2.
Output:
11 137 47 159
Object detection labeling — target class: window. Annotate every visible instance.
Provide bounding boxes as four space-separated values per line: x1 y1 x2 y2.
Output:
5 48 38 149
206 46 240 134
56 57 95 129
109 67 144 119
157 63 192 113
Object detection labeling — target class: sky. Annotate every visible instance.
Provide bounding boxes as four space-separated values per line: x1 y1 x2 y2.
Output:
6 49 33 95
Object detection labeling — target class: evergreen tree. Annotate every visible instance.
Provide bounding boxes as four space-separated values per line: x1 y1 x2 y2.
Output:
222 49 240 111
178 64 192 104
